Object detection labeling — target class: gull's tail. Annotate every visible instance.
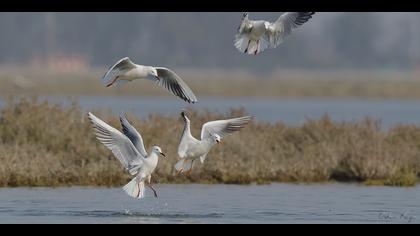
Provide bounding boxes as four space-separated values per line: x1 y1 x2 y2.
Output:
235 35 270 55
122 177 145 199
234 34 251 54
174 159 193 173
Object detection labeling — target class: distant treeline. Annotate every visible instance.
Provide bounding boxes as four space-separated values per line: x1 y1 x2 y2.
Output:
0 12 419 71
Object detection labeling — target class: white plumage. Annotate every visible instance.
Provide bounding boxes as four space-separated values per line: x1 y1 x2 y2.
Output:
175 111 252 175
102 57 198 104
235 12 315 55
88 112 166 199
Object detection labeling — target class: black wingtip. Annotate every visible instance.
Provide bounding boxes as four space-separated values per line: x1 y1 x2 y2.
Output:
188 99 198 104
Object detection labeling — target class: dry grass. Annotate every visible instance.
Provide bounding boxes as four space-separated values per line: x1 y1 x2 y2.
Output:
0 96 419 187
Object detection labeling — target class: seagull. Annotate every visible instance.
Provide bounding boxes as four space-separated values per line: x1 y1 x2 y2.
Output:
234 12 315 55
88 112 166 199
102 57 198 104
175 111 253 176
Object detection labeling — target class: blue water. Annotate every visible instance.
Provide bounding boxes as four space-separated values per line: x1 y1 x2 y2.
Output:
0 184 418 224
2 96 419 128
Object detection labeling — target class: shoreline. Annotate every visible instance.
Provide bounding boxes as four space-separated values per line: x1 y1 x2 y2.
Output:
1 180 418 188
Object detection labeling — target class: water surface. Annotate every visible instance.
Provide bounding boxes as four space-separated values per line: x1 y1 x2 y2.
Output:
0 184 418 224
2 96 420 128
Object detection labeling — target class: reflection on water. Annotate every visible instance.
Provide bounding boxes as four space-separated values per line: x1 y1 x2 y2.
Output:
0 184 418 224
2 96 420 128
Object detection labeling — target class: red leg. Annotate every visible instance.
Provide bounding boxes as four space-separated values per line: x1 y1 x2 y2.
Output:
147 184 158 198
106 76 119 87
185 160 194 177
254 40 259 55
244 40 250 54
176 159 188 176
136 181 141 198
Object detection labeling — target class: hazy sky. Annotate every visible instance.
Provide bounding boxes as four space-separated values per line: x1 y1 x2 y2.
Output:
0 12 419 72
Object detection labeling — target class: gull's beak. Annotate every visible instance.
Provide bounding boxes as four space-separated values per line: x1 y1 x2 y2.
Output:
160 152 166 158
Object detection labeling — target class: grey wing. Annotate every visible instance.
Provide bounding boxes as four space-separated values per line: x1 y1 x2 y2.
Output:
102 57 137 87
153 67 198 104
264 12 315 48
88 112 144 173
201 116 253 140
119 112 148 158
234 13 254 53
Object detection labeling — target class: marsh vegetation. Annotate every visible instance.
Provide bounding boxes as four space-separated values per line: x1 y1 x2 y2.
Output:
0 96 419 187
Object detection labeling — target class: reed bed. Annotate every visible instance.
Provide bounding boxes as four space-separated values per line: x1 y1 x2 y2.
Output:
0 96 419 187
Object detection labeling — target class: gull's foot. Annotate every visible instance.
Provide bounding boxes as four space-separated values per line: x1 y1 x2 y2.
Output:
106 76 119 87
254 40 259 55
148 185 158 198
244 39 251 54
185 167 193 177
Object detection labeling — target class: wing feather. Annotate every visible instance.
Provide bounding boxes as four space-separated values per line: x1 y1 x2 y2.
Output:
264 12 315 48
102 57 137 87
119 112 148 158
201 116 253 140
88 112 144 174
152 67 198 104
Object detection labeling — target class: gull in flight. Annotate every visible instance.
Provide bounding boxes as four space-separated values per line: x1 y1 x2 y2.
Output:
102 57 198 104
88 112 166 199
175 111 253 175
235 12 315 55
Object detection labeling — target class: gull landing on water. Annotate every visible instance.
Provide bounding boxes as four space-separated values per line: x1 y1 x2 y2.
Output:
88 112 166 199
175 111 253 176
235 12 315 55
102 57 198 104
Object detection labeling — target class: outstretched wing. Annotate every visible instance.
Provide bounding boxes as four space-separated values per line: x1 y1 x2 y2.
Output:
88 112 144 174
119 112 148 158
237 12 253 33
234 12 254 53
264 12 315 48
152 67 198 104
201 116 253 140
102 57 137 87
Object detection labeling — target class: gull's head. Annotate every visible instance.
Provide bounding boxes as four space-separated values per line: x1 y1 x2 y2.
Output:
152 145 166 158
211 133 222 144
148 67 159 81
180 111 190 122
